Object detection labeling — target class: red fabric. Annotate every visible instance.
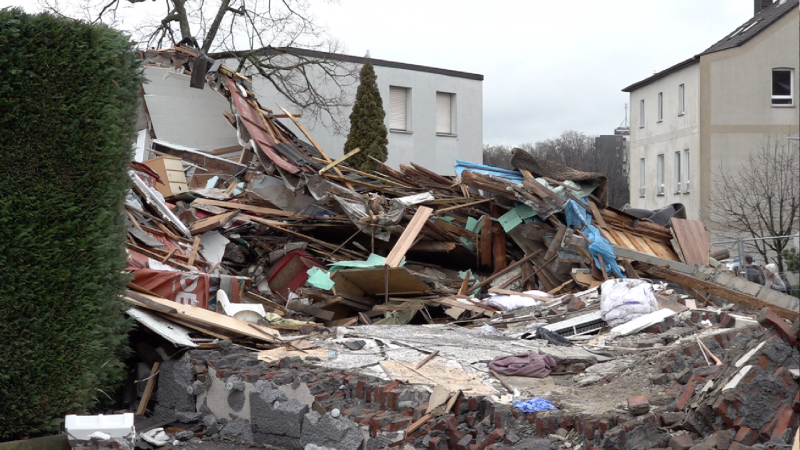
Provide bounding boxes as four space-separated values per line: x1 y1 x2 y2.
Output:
131 268 209 309
488 352 557 378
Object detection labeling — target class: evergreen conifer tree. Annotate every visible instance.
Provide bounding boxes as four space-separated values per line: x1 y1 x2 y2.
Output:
344 58 388 171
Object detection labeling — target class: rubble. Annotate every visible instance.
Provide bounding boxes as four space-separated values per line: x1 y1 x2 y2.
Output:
98 45 800 450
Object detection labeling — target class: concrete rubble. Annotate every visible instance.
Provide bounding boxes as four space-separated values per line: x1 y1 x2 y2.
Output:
103 44 799 450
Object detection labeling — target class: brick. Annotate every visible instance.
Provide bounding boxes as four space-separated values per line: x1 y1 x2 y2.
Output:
668 434 694 450
674 381 698 411
713 398 735 427
477 429 505 450
314 392 329 402
718 312 736 328
760 404 795 440
734 426 758 446
793 390 799 413
469 397 478 411
428 436 447 450
757 307 799 346
355 379 366 399
628 395 650 416
383 380 401 393
567 298 585 312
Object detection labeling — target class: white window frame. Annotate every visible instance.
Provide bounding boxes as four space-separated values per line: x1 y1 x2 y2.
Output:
435 91 456 136
683 148 690 193
678 84 685 115
389 86 411 132
674 151 681 193
639 99 645 128
639 158 646 197
772 68 794 106
656 154 665 196
657 92 663 122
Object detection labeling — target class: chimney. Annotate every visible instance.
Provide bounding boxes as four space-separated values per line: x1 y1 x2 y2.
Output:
754 0 773 15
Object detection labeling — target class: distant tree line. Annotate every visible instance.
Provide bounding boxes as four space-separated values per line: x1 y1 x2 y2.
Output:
483 131 630 208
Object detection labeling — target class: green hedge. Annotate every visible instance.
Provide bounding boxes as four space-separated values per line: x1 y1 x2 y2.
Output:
0 9 142 439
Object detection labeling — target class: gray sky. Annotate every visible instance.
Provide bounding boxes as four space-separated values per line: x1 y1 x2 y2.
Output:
0 0 754 145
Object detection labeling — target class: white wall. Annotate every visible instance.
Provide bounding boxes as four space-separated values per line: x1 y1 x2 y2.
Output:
628 63 701 219
249 59 483 175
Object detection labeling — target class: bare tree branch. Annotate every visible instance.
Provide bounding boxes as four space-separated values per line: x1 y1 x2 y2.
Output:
709 135 800 271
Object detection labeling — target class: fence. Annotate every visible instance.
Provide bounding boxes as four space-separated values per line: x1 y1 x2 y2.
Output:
710 234 800 298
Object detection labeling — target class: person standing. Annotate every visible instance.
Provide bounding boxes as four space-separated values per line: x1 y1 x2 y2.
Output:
764 264 787 293
742 255 765 285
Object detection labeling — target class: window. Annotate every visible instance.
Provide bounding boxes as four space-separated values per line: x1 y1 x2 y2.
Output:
436 92 456 135
674 151 681 193
657 92 663 122
683 148 690 193
639 158 646 197
772 69 793 106
678 84 685 115
389 86 410 131
657 154 665 195
639 99 645 127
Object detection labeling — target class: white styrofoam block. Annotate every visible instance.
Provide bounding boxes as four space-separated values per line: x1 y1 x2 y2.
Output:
65 413 135 441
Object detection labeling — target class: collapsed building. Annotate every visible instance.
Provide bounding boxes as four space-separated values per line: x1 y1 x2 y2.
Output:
92 46 799 450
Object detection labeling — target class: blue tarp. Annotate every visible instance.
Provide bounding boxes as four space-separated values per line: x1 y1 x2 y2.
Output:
513 398 558 413
453 160 525 184
564 199 625 278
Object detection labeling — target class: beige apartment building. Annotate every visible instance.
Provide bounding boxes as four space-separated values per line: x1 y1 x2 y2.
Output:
622 0 799 241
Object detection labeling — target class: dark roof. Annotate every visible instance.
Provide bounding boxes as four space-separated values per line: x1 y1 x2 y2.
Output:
622 0 798 92
701 0 798 55
257 47 484 81
622 57 698 92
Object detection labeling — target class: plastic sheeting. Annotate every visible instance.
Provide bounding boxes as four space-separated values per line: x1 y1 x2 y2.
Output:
334 195 405 242
513 398 558 413
564 199 624 278
600 278 658 327
482 290 552 311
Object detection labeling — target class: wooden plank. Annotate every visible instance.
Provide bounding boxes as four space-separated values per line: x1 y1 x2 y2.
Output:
156 312 241 340
123 293 281 342
187 236 201 267
427 297 494 317
636 263 798 320
302 304 336 321
670 218 710 266
491 203 507 273
544 225 567 261
325 316 358 327
358 312 373 325
331 267 430 296
415 350 439 369
385 206 434 267
192 198 304 218
470 250 543 293
372 303 425 311
488 288 552 301
136 361 161 415
621 259 641 279
405 413 432 434
318 147 360 174
436 198 491 213
457 272 471 296
190 211 239 234
588 200 609 229
479 215 493 268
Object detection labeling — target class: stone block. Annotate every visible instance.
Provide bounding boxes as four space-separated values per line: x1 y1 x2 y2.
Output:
250 381 307 439
301 411 363 450
734 426 758 446
669 434 695 450
628 396 650 416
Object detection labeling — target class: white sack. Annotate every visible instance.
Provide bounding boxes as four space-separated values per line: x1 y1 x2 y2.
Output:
600 278 658 327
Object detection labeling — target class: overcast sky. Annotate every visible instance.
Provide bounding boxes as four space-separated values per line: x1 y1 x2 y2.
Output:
0 0 754 145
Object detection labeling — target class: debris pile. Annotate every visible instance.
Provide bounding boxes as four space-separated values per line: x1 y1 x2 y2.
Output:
105 45 799 450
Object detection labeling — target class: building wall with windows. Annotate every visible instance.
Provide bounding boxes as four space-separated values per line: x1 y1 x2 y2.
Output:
700 9 800 223
624 1 798 228
249 52 483 175
628 63 701 219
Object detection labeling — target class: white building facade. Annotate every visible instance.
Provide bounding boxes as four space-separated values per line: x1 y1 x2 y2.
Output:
250 50 484 175
623 0 799 229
